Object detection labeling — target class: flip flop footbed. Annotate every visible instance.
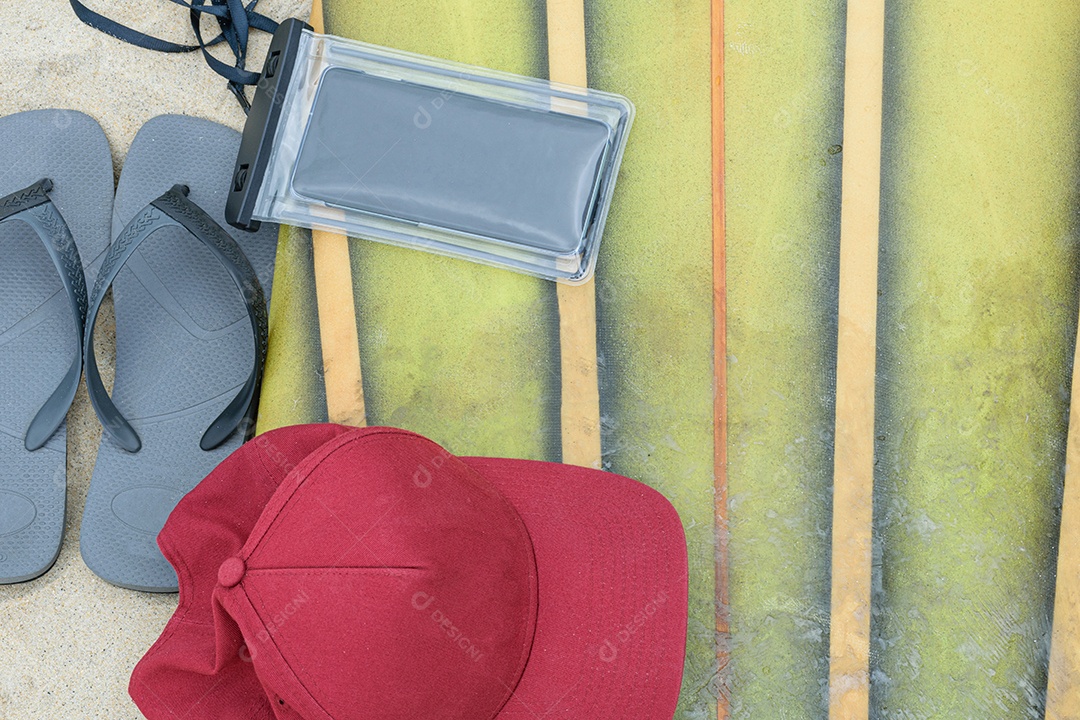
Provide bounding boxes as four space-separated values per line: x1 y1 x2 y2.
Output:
0 110 112 583
80 115 277 592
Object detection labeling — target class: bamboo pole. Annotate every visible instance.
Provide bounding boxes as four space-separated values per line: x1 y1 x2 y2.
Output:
711 0 729 713
827 0 885 717
307 0 367 427
1046 318 1080 717
546 0 602 469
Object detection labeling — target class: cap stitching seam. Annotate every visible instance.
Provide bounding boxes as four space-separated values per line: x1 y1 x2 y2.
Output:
245 428 414 558
244 576 335 716
244 566 426 574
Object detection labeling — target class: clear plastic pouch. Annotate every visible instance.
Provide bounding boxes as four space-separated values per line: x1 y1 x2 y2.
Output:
226 19 634 283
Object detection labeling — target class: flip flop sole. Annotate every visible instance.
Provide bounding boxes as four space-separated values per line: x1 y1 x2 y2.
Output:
80 116 277 592
0 110 112 584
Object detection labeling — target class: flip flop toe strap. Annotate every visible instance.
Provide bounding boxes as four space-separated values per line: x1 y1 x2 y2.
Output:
0 179 88 451
84 184 268 454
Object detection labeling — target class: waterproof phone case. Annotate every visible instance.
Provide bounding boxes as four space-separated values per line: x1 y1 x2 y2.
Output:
226 19 634 283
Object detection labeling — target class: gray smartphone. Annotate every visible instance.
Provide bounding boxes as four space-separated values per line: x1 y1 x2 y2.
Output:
292 67 614 254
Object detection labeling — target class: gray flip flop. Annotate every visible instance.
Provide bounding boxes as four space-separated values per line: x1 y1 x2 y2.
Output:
0 110 112 584
80 115 277 592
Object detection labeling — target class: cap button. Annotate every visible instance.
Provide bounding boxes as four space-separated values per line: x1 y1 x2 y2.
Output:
218 556 246 588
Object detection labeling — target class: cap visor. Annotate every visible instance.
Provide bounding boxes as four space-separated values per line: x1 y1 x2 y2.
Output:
462 457 688 720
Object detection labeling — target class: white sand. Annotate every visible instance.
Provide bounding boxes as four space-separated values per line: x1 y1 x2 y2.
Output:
0 1 308 717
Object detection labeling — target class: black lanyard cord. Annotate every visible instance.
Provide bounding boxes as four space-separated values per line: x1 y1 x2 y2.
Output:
69 0 279 113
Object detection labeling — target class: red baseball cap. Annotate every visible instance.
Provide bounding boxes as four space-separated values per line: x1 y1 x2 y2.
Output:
131 425 688 720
